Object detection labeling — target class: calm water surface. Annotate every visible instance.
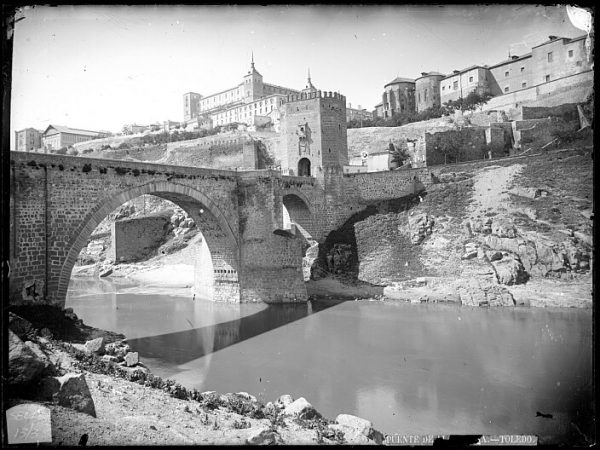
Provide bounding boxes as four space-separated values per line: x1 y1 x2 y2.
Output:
66 278 593 442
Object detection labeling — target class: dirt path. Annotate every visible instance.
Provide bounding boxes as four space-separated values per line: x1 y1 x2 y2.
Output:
468 164 524 218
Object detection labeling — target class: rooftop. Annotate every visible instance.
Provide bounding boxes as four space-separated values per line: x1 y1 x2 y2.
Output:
488 52 533 69
415 71 446 81
43 125 104 136
384 76 415 87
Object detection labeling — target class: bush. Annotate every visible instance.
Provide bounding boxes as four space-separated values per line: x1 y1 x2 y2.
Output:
117 142 131 149
55 147 68 155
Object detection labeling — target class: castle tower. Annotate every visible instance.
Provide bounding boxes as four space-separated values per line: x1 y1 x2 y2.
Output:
243 51 264 103
280 90 348 183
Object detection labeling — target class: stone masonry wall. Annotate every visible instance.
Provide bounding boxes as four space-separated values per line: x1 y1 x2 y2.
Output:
10 153 242 305
110 215 170 263
424 128 488 166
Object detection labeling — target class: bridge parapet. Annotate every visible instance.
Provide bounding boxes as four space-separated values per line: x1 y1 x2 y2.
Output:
10 151 239 180
343 167 432 203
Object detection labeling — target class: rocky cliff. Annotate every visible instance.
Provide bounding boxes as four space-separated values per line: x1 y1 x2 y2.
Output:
333 148 593 308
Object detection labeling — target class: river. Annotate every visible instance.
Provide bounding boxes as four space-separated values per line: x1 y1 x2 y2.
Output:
66 277 593 444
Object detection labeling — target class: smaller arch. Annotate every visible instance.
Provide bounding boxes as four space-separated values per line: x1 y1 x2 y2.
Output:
298 158 311 177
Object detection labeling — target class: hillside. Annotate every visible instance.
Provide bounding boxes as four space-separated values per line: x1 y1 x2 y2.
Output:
344 147 593 308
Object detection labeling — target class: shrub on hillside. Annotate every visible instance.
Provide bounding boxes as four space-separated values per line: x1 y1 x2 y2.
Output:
552 125 593 148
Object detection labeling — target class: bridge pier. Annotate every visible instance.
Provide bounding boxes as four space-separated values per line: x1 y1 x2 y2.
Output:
235 172 308 303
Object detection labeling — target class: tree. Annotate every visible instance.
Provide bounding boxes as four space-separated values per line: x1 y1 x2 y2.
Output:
463 91 493 111
443 91 493 114
388 142 411 167
435 133 462 164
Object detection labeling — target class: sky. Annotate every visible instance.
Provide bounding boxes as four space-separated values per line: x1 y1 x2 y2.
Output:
9 4 590 148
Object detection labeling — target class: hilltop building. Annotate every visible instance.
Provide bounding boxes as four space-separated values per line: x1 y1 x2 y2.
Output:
183 57 364 130
379 77 416 118
374 33 593 116
15 128 42 152
42 125 109 151
183 55 301 130
415 72 445 112
346 103 373 123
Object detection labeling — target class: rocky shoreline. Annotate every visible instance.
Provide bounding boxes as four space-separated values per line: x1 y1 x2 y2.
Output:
7 306 385 446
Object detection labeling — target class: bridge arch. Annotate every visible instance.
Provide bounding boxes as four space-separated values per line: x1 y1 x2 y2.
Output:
56 180 240 305
282 191 315 238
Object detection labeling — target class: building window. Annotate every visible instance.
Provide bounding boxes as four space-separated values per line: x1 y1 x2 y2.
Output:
521 67 525 72
522 82 527 88
469 76 473 82
442 86 445 91
505 71 509 77
568 50 574 57
504 86 509 93
547 52 553 62
545 75 550 82
453 81 458 90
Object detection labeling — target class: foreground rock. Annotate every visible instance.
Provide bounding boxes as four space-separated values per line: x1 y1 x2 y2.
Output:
55 373 97 417
8 330 53 385
7 310 383 445
330 414 385 445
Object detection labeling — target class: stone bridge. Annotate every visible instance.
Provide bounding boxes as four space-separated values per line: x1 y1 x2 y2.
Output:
9 152 430 306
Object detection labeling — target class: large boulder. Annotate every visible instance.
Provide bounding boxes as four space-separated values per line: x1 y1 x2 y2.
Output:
246 427 282 445
84 337 105 354
330 413 385 445
282 397 320 420
492 255 528 285
124 351 139 367
8 330 51 385
8 313 34 340
55 373 96 417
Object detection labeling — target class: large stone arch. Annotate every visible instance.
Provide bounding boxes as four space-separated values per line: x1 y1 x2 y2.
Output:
54 181 240 306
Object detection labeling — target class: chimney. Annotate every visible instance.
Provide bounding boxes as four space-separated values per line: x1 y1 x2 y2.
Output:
453 70 460 74
549 35 557 40
421 72 428 76
511 55 519 60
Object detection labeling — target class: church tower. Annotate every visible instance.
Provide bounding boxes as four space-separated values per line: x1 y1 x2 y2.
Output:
243 52 264 103
302 68 318 95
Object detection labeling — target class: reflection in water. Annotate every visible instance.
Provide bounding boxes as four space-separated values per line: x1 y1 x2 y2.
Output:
126 300 337 364
66 279 593 443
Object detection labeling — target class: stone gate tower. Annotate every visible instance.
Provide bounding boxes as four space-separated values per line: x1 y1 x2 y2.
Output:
279 84 348 182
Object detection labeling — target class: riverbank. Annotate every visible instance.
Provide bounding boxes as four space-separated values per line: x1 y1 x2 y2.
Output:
74 257 592 309
7 307 384 445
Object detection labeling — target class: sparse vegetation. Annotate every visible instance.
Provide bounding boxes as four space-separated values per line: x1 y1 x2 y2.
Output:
388 142 411 167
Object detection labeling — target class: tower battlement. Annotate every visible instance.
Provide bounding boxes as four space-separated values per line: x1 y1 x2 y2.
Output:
284 91 346 104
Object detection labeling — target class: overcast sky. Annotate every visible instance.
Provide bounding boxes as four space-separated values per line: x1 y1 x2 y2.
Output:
10 4 588 147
